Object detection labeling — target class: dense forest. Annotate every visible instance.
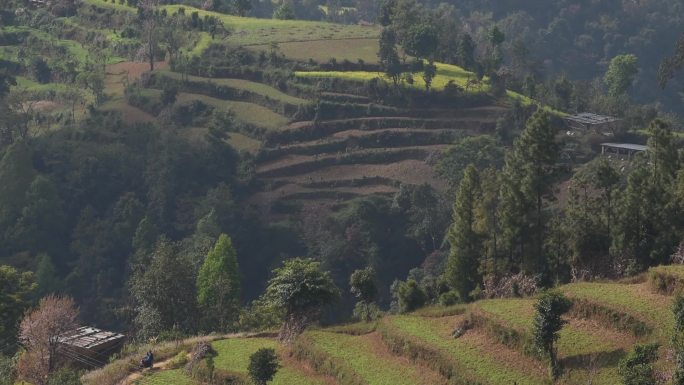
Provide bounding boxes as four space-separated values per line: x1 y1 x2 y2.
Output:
2 0 684 384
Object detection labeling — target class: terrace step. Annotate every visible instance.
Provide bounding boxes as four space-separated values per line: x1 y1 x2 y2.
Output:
256 145 448 178
258 128 460 162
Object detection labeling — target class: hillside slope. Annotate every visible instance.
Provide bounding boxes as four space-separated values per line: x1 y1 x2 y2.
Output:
95 265 684 385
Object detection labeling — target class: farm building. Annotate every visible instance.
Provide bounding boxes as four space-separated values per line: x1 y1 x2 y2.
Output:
600 142 647 159
564 112 621 133
56 326 126 368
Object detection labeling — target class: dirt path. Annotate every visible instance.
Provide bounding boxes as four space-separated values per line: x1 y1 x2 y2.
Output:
119 355 178 385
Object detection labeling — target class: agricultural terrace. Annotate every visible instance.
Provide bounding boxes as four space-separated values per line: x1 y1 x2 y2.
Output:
161 5 381 46
156 71 308 106
175 93 290 130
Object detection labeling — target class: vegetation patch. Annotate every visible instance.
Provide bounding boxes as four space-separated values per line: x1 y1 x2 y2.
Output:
160 5 380 46
212 337 327 385
176 93 290 130
308 331 443 385
292 334 367 385
250 38 380 63
568 298 652 337
384 316 547 385
412 304 467 318
648 265 684 294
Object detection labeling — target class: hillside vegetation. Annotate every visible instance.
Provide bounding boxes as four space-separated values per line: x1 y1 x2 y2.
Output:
94 264 683 385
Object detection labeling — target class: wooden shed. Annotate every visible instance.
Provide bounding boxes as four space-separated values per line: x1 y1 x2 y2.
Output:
600 142 647 159
564 112 621 133
56 327 126 368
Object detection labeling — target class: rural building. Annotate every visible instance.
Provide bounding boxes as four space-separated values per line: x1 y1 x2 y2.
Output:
56 326 126 368
600 142 647 159
564 112 621 133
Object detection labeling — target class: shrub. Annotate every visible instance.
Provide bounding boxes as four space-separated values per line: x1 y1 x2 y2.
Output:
393 279 427 313
618 343 659 385
248 348 279 385
168 350 189 369
438 291 460 306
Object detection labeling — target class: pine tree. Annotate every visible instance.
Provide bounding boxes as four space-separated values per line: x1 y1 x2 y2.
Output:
500 110 558 280
446 165 483 301
196 234 241 332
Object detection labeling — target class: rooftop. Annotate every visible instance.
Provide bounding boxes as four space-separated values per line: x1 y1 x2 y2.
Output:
57 326 125 350
565 112 621 125
600 142 648 151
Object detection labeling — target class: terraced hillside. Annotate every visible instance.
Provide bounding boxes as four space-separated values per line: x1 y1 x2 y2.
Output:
99 265 684 385
127 60 510 221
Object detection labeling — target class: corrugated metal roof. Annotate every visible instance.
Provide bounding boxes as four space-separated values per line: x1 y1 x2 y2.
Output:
565 112 620 125
57 326 125 349
601 142 648 151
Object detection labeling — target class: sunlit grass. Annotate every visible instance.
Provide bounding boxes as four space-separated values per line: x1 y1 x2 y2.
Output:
212 337 326 385
387 315 548 385
308 330 434 385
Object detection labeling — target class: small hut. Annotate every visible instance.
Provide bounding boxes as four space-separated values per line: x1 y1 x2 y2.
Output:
56 327 126 368
564 112 621 134
600 142 647 159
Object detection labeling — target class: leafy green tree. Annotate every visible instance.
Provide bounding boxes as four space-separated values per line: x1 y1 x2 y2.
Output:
402 22 438 60
8 176 66 254
500 110 558 279
618 343 659 385
435 135 504 188
196 234 241 332
0 142 35 231
673 295 684 385
350 267 380 322
604 54 639 97
130 238 198 338
457 33 476 70
263 258 340 341
35 254 62 298
564 159 620 275
248 348 279 385
392 279 426 313
273 3 295 19
0 266 36 353
378 28 402 86
422 61 437 91
446 165 483 301
532 290 571 379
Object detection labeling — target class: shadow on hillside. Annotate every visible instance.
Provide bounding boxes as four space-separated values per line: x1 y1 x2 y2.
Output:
560 348 626 369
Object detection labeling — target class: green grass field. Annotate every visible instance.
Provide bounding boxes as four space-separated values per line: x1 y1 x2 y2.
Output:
161 5 380 46
212 337 327 385
562 282 673 338
295 63 482 91
135 369 195 385
176 93 289 129
474 298 629 359
308 330 443 385
387 315 548 385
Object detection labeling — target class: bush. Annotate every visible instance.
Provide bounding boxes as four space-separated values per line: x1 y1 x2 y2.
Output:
352 302 382 322
392 279 427 313
48 368 82 385
248 348 279 385
438 291 460 306
618 343 659 385
168 350 189 369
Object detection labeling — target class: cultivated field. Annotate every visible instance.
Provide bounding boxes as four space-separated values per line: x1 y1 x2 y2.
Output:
112 265 684 385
